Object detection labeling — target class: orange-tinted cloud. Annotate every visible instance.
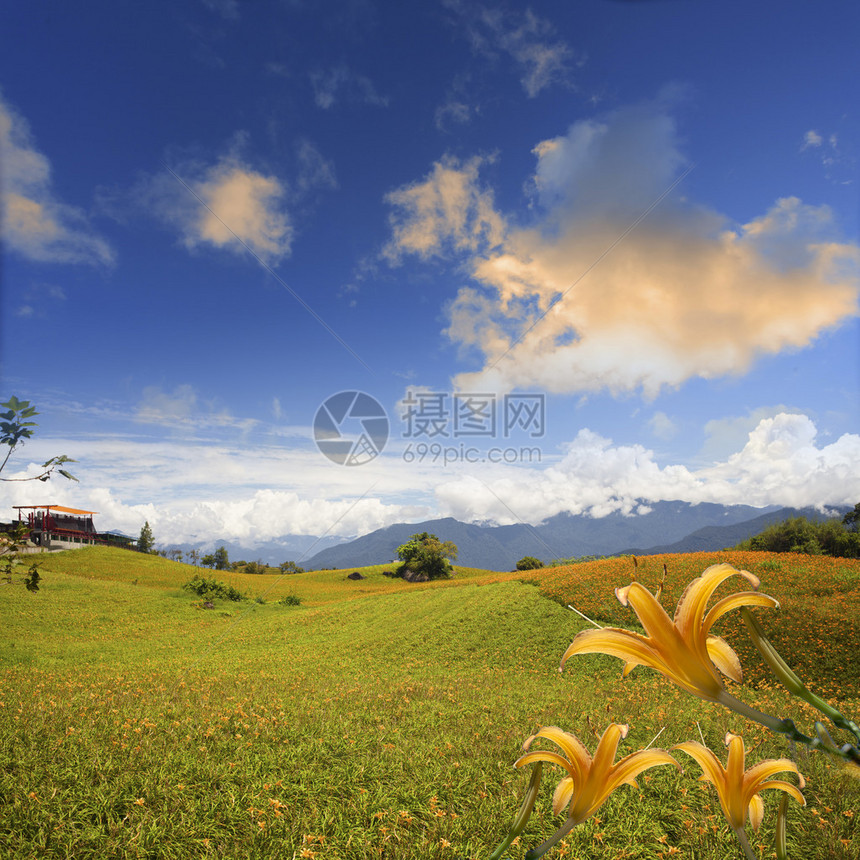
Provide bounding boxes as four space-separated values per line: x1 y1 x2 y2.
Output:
385 102 859 396
0 91 114 266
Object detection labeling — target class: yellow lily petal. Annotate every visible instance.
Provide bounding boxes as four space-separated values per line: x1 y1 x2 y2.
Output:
674 741 730 812
561 628 669 676
753 780 806 808
588 723 628 781
748 794 765 832
589 748 679 814
619 583 684 649
516 749 574 776
525 726 591 785
706 635 744 683
703 591 779 634
552 776 574 815
743 758 803 798
674 563 759 647
725 734 747 829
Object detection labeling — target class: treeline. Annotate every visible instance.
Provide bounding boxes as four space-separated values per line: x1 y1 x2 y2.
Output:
733 506 860 558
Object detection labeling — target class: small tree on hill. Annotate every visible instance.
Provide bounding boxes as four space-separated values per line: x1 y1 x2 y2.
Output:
213 546 230 570
138 521 155 554
516 556 543 571
244 559 267 575
279 560 304 574
395 532 457 580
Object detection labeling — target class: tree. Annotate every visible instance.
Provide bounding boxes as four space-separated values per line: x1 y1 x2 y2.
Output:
213 546 230 570
0 396 78 593
395 532 457 581
516 556 543 571
243 559 267 575
733 515 860 559
187 549 201 567
138 521 155 554
0 396 77 483
843 503 860 533
201 553 216 569
279 560 305 575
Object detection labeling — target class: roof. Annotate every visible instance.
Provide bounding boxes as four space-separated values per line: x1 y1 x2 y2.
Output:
13 505 98 515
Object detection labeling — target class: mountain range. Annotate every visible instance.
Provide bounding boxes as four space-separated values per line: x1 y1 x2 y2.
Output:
166 501 846 571
299 501 845 571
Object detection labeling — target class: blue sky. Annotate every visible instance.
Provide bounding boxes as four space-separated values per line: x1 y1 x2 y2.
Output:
1 0 858 550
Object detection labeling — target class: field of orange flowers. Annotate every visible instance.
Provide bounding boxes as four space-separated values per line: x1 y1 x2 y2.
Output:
531 551 860 699
0 548 856 859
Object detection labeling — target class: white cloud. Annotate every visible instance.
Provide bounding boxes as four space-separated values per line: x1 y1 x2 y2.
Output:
14 282 66 319
800 126 854 184
449 3 575 97
134 385 256 432
385 101 860 397
434 413 860 524
435 99 472 131
0 91 114 266
310 65 388 110
140 150 293 263
701 405 799 461
295 139 337 193
0 429 429 542
801 129 823 150
648 411 677 440
1 410 853 545
135 385 200 425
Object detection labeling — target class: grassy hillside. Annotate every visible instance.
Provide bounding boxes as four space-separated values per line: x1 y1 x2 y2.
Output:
0 548 857 859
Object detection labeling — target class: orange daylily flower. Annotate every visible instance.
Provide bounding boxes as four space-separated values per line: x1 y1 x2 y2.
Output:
674 732 805 834
513 722 677 860
561 563 779 703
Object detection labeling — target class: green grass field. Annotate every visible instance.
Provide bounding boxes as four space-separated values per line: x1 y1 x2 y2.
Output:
1 548 857 859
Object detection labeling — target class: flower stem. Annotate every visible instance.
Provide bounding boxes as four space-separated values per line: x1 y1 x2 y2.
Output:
733 826 759 860
488 763 542 860
523 817 577 860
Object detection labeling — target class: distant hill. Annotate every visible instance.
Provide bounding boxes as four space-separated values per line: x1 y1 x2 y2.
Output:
620 506 845 555
161 534 348 567
300 501 833 571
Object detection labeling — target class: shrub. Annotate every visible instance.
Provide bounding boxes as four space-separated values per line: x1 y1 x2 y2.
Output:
244 560 268 575
182 575 245 602
279 594 301 606
516 556 543 571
